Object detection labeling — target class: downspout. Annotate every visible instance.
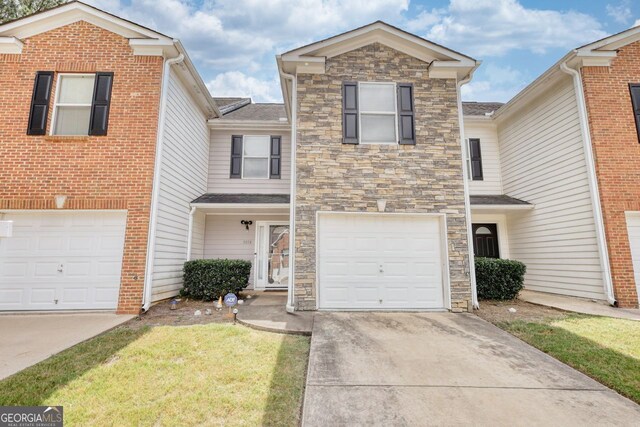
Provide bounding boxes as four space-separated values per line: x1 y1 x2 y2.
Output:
457 65 480 310
560 61 617 306
186 206 196 261
141 52 185 312
279 67 297 313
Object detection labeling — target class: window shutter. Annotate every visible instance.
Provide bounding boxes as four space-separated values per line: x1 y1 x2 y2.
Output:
342 81 358 144
230 135 243 178
270 135 281 179
89 72 114 136
629 84 640 143
27 71 54 135
469 138 484 181
397 83 415 145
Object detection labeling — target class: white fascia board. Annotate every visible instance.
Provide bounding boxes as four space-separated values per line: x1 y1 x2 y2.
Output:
428 61 477 80
0 3 172 41
208 120 291 131
470 204 534 211
129 38 178 57
172 40 220 118
578 26 640 53
463 115 495 123
190 203 290 210
0 37 23 54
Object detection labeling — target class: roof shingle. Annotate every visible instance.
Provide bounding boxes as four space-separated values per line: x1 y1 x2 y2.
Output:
462 102 504 116
221 103 288 121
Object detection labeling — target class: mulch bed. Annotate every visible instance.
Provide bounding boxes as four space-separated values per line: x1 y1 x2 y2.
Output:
475 298 568 324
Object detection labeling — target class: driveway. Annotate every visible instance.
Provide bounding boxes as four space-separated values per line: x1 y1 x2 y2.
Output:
302 312 640 426
0 313 133 380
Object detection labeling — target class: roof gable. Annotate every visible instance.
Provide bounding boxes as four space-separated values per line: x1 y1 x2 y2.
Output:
0 1 176 55
279 21 476 78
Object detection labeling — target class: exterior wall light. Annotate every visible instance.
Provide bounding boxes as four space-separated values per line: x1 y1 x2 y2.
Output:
241 220 253 230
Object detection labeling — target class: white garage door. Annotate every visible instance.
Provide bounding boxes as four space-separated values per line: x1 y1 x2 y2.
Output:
0 211 127 311
625 213 640 305
318 214 446 310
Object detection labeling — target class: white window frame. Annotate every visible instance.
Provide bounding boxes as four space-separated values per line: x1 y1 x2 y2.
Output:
50 73 95 136
358 82 398 145
241 135 271 180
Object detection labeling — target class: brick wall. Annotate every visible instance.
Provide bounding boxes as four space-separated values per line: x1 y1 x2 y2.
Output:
582 40 640 307
0 21 163 314
294 43 472 311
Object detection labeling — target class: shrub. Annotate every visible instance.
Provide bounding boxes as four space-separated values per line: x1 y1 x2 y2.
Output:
475 257 526 300
182 259 252 301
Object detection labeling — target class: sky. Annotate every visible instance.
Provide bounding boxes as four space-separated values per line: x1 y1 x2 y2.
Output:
86 0 640 103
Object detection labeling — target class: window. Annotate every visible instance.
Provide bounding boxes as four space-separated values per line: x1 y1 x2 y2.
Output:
359 82 397 144
465 138 483 180
51 74 96 136
629 84 640 143
242 135 271 179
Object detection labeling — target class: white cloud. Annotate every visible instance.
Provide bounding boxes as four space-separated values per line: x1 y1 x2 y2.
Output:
634 18 640 28
207 71 282 102
606 1 632 24
408 0 606 57
461 63 529 102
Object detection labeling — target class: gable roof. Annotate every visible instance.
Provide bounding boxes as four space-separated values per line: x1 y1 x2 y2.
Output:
221 103 287 121
0 1 220 118
462 102 503 117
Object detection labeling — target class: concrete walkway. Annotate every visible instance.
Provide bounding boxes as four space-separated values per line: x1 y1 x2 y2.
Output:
520 290 640 321
236 291 314 335
0 313 133 380
303 312 640 426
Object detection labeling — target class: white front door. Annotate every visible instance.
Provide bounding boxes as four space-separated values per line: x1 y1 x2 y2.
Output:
625 212 640 305
317 213 446 310
0 211 127 311
255 222 289 289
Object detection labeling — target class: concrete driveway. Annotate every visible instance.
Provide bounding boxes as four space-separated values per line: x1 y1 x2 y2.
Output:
0 313 133 380
303 312 640 426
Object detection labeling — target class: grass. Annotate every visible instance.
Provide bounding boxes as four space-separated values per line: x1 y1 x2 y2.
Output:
0 324 310 426
499 314 640 404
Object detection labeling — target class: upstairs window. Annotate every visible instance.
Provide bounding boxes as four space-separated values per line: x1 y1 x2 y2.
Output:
630 84 640 143
230 135 281 179
359 82 397 144
52 74 96 136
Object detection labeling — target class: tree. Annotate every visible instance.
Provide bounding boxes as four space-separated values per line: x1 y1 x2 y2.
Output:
1 0 69 24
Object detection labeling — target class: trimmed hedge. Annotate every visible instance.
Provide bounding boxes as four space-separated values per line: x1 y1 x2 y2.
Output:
182 259 251 301
475 257 526 300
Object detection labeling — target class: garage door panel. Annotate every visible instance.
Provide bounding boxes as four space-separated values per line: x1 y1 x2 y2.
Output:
625 214 640 304
318 214 445 310
0 211 126 311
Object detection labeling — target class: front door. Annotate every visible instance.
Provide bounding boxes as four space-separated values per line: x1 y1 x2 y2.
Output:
255 222 289 289
472 223 500 258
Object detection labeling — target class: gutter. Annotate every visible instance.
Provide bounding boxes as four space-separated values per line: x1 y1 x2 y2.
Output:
141 53 185 312
457 63 481 310
560 61 617 306
186 206 196 261
278 61 297 313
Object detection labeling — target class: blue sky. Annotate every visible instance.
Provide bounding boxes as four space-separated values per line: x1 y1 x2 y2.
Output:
87 0 640 103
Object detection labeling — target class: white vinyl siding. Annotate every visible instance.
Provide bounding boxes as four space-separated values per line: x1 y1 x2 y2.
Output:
209 130 291 194
203 214 289 286
190 210 206 260
464 121 503 195
151 69 210 302
497 77 605 300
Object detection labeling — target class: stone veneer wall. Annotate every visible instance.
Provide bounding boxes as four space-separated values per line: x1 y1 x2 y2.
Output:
294 42 472 311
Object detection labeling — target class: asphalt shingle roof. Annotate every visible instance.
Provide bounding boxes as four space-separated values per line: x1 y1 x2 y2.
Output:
221 103 288 121
469 195 531 205
192 193 291 204
462 102 504 116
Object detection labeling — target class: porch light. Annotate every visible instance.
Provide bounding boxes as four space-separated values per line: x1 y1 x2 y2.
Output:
241 220 253 231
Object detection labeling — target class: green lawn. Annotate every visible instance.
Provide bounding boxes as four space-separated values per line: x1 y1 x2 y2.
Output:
500 314 640 404
0 324 310 426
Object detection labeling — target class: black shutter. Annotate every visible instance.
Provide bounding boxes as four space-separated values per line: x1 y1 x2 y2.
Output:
270 136 281 179
27 71 54 135
629 84 640 143
342 81 358 144
88 72 114 136
230 135 243 178
397 83 415 145
469 138 483 181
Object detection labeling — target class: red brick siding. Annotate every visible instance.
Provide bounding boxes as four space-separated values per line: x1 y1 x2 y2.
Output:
0 21 163 314
582 41 640 307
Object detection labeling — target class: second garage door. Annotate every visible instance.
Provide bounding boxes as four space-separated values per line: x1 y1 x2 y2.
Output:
625 213 640 306
317 213 446 310
0 211 127 311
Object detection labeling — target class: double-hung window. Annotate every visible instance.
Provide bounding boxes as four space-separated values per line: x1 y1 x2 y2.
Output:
51 74 96 136
242 135 271 179
359 82 398 144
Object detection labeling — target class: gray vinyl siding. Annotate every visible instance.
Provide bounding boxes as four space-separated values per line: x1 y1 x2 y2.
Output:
497 76 605 300
464 121 503 195
151 68 209 302
204 214 289 287
209 129 291 194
